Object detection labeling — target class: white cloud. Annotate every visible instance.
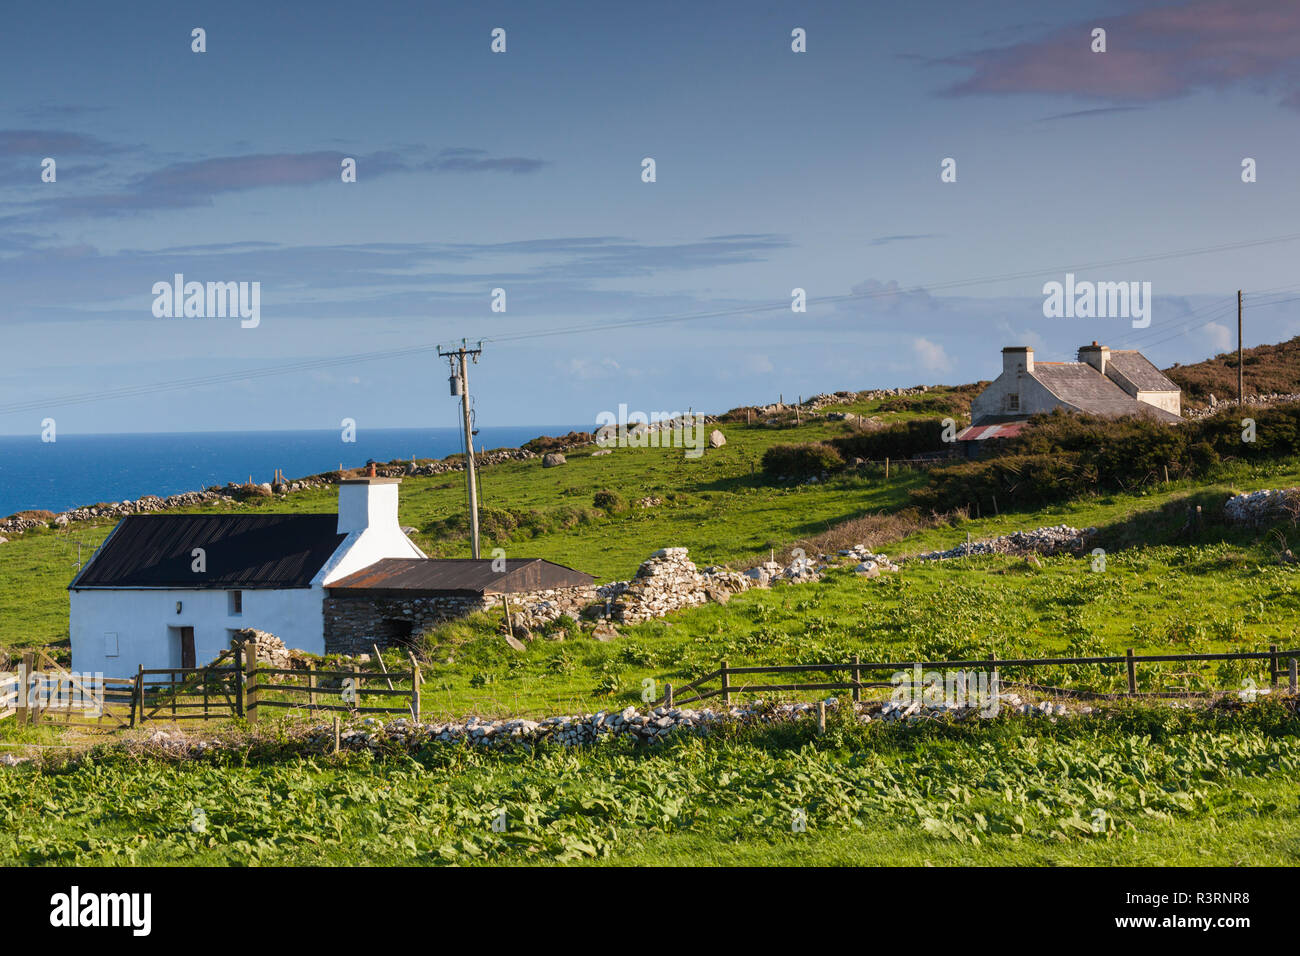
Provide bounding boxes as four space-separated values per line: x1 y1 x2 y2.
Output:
912 336 954 373
561 356 622 380
1204 321 1232 351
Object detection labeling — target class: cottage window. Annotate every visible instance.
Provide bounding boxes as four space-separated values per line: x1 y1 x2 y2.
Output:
229 590 243 615
1006 393 1020 412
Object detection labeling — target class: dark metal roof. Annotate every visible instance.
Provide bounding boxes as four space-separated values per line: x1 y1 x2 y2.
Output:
326 558 594 595
70 514 344 590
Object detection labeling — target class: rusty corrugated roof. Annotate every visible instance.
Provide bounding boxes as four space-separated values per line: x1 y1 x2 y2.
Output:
325 558 594 595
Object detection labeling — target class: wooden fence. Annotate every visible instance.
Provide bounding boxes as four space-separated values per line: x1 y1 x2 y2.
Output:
0 643 421 729
661 646 1300 707
2 650 134 730
243 641 420 722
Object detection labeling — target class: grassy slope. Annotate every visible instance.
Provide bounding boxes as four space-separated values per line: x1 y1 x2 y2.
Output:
0 393 940 650
5 387 1300 866
1164 334 1300 405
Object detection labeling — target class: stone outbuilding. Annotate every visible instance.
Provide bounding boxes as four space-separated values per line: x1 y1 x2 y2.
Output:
323 558 596 653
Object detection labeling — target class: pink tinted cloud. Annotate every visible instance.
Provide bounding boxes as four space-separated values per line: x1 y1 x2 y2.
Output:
943 0 1300 106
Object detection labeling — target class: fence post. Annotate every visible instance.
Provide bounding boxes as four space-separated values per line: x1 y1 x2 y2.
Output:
333 714 340 754
16 652 33 725
851 654 861 703
245 642 259 723
131 665 142 727
720 660 731 706
1269 644 1279 689
664 683 673 708
1290 656 1298 695
307 664 316 709
1126 649 1136 695
410 665 421 722
884 457 890 480
816 700 826 735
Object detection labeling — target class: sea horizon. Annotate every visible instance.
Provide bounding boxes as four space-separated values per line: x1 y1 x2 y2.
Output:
0 425 586 518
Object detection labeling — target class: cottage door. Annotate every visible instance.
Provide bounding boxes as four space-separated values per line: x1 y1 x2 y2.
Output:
180 627 196 669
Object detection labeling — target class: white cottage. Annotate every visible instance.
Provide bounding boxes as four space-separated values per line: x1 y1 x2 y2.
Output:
69 477 424 678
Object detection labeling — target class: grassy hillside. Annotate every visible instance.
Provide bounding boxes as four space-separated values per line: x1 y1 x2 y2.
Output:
5 385 1300 869
1164 335 1300 405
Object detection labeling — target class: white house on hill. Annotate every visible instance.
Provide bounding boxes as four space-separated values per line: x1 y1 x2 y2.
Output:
69 478 425 678
968 342 1182 426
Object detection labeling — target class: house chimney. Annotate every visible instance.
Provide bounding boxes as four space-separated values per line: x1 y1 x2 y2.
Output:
337 477 401 534
1079 342 1110 375
1002 346 1034 378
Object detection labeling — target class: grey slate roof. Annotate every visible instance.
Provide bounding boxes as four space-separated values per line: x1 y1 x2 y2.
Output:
1105 350 1180 393
1031 362 1182 423
70 514 345 590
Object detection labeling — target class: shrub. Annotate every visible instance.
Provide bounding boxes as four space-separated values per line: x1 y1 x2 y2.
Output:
830 419 949 461
761 442 844 480
523 431 593 454
592 489 627 514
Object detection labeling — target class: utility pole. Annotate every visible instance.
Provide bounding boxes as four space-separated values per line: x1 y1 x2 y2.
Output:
440 341 483 559
1237 289 1244 406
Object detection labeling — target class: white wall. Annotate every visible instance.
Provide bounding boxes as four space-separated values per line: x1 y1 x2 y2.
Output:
70 586 324 679
1137 390 1181 416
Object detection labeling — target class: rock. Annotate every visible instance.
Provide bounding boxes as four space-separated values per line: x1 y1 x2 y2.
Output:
591 449 613 457
542 453 567 468
708 429 726 448
705 586 731 605
591 622 620 641
854 561 881 578
226 628 294 670
505 634 526 652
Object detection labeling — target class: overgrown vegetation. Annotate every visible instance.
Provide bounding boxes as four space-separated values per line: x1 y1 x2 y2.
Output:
1164 335 1300 405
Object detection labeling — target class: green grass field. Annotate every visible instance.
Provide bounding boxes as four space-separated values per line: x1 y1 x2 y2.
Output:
3 397 1300 866
4 704 1298 866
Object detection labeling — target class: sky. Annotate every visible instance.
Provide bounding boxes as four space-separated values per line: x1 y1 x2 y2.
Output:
2 0 1300 436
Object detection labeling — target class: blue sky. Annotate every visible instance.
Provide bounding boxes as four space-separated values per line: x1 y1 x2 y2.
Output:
3 0 1300 435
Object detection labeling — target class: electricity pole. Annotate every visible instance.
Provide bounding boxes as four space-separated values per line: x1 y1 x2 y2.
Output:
440 341 483 559
1237 290 1244 406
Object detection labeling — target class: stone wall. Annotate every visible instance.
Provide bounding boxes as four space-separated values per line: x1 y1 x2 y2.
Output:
323 584 600 654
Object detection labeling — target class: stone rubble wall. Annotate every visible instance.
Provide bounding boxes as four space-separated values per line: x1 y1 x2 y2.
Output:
1184 392 1300 420
68 690 1086 768
916 525 1093 561
1224 488 1300 525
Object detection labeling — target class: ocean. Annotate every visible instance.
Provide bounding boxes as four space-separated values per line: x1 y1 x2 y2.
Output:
0 426 580 518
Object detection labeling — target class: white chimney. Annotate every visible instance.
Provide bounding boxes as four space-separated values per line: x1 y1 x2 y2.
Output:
337 478 401 534
1078 341 1109 375
1002 346 1033 378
